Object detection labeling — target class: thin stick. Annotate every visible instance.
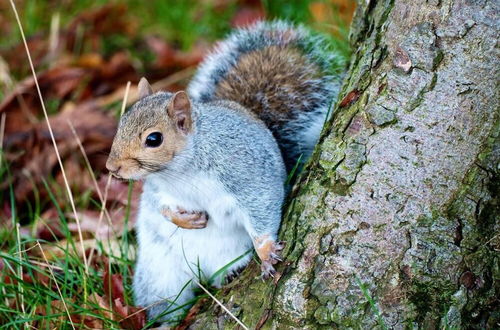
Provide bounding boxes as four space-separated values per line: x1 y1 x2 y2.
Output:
67 120 113 226
120 81 131 116
9 0 88 274
13 243 38 255
193 280 249 330
0 112 5 150
23 259 65 273
37 242 75 330
86 78 130 267
86 174 113 268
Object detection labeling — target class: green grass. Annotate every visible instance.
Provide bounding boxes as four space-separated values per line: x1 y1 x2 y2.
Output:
356 275 388 330
0 146 136 327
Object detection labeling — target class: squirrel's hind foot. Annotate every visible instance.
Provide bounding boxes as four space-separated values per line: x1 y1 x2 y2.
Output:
255 238 285 279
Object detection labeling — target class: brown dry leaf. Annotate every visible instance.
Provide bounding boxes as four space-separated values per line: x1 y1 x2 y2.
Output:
79 52 138 100
65 4 136 53
309 0 356 24
175 297 210 330
88 292 113 319
309 0 356 36
331 0 357 24
2 262 53 292
0 66 87 134
102 267 146 329
3 102 116 202
1 4 136 73
74 53 105 69
231 7 265 28
103 268 126 304
145 37 209 73
114 298 147 330
34 299 73 329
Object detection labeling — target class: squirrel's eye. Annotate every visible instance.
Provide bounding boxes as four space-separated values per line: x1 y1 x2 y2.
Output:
145 132 163 148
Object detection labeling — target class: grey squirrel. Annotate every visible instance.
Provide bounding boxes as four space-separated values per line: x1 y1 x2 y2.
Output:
106 21 341 325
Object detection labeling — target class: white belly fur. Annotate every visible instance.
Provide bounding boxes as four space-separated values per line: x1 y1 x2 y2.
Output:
136 173 254 293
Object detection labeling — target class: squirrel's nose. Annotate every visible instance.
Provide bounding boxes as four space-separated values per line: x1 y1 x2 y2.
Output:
106 160 121 174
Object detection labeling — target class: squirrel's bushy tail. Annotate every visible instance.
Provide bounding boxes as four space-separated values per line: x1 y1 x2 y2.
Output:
188 21 344 171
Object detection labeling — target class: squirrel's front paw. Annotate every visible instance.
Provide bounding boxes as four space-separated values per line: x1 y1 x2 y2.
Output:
254 237 285 279
162 207 209 229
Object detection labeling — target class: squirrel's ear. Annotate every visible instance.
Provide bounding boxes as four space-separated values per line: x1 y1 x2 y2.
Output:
167 91 192 134
138 77 153 99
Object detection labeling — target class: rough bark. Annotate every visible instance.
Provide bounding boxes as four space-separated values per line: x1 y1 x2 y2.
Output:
187 0 499 328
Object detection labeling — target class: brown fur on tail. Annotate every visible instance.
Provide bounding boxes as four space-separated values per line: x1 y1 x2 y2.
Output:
214 45 323 130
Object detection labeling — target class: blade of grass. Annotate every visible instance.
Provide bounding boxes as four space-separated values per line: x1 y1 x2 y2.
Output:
9 0 89 279
355 275 387 330
48 12 60 64
15 224 26 319
208 249 252 285
286 154 303 185
36 241 75 330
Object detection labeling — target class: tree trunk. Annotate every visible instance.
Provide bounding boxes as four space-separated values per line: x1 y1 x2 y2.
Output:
186 0 499 328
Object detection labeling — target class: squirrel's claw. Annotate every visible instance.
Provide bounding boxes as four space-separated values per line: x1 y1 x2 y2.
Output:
269 253 282 263
256 239 286 280
261 262 277 279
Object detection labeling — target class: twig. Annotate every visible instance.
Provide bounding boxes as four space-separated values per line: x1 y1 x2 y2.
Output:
86 174 113 268
67 120 114 225
193 280 249 330
121 81 131 116
9 0 89 275
67 121 116 269
87 79 131 267
0 112 5 150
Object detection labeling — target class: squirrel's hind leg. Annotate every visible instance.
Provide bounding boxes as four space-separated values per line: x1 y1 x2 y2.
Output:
242 210 285 279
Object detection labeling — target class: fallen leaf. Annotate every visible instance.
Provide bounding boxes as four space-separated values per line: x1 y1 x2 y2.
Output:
114 298 147 330
103 268 125 304
231 7 265 28
3 102 116 203
175 297 210 330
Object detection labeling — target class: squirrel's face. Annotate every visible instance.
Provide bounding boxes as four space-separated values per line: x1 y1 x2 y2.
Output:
106 79 193 180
